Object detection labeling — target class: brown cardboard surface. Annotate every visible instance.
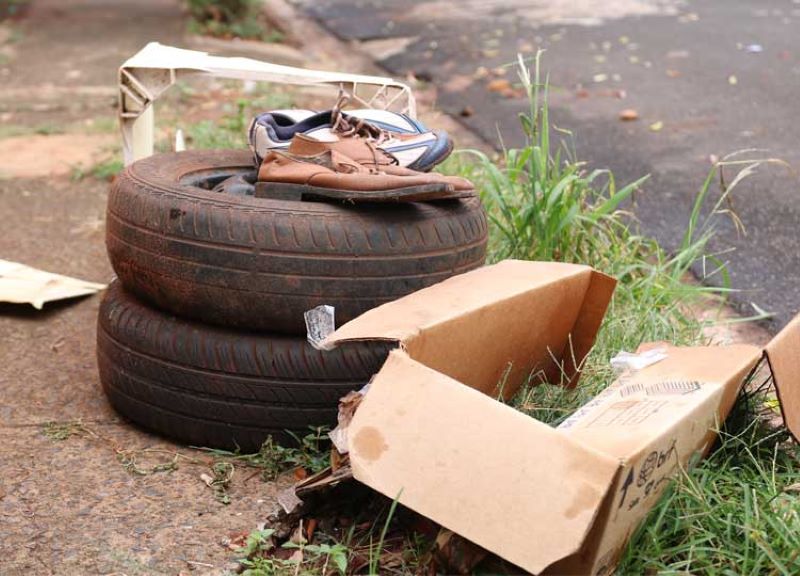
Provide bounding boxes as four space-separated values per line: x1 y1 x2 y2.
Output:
765 313 800 441
554 345 762 574
321 260 800 575
323 259 615 393
348 350 622 574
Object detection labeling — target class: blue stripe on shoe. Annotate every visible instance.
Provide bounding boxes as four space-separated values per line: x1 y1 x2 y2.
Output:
406 130 452 171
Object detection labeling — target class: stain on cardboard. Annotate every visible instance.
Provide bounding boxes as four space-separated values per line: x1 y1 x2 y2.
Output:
352 426 388 462
565 482 600 519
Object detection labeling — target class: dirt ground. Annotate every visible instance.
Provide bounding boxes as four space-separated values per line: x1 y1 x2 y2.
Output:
0 2 316 574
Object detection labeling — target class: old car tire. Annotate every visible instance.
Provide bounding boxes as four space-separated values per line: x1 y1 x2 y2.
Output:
97 281 391 450
106 150 487 334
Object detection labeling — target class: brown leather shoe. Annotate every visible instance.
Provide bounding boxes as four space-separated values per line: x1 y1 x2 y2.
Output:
256 138 475 203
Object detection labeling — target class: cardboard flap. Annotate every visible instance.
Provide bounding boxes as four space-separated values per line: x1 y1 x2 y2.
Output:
348 350 621 574
766 313 800 440
323 260 615 395
561 270 618 386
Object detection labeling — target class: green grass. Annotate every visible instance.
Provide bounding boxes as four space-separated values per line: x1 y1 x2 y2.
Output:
199 426 331 482
185 0 283 42
618 414 800 574
41 419 88 441
464 52 798 574
173 91 294 151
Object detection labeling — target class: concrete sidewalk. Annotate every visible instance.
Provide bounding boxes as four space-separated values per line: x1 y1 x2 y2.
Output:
0 2 283 574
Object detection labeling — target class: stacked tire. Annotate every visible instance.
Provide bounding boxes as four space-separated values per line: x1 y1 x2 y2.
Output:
98 150 488 450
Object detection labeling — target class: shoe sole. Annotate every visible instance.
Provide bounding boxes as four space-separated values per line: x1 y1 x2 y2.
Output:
255 181 474 203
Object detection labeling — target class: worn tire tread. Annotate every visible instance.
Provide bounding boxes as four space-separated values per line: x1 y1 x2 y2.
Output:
106 150 488 333
98 282 391 450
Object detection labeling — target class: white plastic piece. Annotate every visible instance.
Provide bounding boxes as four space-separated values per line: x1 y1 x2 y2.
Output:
304 304 336 349
118 42 417 164
609 347 669 373
174 128 185 152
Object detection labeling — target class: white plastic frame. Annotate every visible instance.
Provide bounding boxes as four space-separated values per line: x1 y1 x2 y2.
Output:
119 42 417 165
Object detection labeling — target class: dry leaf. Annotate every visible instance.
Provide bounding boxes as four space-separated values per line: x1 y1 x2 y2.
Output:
473 66 489 80
649 121 664 132
487 78 511 93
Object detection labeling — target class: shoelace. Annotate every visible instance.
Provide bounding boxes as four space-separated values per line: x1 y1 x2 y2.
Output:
329 92 398 168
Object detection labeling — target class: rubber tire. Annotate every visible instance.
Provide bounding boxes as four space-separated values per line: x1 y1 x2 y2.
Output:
97 281 392 451
106 150 487 334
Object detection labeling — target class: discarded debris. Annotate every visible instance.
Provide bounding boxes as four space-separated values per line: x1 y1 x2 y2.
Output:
666 49 690 59
649 120 665 132
202 461 235 505
486 78 512 93
728 74 739 85
619 108 639 121
0 259 105 309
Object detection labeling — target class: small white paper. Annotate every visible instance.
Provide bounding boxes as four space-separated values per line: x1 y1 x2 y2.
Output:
0 259 106 309
610 347 668 373
304 304 336 349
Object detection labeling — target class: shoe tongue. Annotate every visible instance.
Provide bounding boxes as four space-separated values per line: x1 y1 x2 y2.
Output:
290 131 396 166
284 149 368 174
288 133 332 156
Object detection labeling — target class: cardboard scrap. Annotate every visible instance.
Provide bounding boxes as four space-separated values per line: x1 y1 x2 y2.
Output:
0 259 106 309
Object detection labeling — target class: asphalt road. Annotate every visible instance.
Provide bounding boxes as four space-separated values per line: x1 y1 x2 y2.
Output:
295 0 800 330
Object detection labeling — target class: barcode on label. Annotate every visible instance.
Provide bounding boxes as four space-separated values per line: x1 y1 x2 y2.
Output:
619 380 701 397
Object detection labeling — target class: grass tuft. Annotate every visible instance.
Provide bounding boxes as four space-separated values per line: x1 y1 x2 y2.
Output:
185 0 283 42
41 419 88 441
200 427 331 482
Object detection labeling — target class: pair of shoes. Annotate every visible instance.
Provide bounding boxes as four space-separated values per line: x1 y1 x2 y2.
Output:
249 107 452 172
248 95 472 203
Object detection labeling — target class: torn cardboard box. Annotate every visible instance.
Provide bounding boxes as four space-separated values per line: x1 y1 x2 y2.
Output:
315 259 800 575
